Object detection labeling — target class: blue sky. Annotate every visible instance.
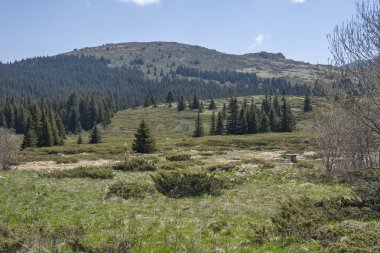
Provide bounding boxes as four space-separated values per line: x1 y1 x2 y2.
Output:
0 0 356 64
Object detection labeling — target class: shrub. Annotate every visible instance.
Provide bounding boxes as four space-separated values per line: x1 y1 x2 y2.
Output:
294 160 315 169
151 170 227 198
40 166 114 179
0 221 23 253
166 154 191 161
0 128 20 170
113 158 156 172
207 163 239 172
107 181 155 200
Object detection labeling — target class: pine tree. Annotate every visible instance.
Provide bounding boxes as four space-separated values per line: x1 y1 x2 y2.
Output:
56 114 66 145
198 101 204 113
222 103 227 119
193 113 204 137
303 93 313 112
89 124 102 144
208 99 216 110
226 97 238 135
237 108 248 135
132 120 156 153
268 109 280 132
191 94 200 110
49 110 61 146
280 97 296 132
77 132 83 144
209 111 216 135
260 112 270 133
177 96 186 112
215 111 224 135
21 114 38 149
273 95 281 116
38 109 53 147
166 91 174 104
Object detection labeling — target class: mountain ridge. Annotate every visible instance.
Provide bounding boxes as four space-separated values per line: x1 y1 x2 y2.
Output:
65 41 328 84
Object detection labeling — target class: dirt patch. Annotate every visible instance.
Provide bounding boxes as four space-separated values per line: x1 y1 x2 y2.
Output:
13 159 119 171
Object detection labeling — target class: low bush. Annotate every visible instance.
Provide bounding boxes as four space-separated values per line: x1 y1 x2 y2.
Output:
293 160 315 169
107 181 155 200
0 221 135 253
113 158 156 172
166 154 191 161
207 163 239 172
39 166 114 179
242 158 275 169
151 170 228 198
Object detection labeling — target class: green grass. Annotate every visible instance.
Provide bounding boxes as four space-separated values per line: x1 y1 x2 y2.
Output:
1 96 365 252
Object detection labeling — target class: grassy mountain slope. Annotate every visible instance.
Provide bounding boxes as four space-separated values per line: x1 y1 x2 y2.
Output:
66 41 329 84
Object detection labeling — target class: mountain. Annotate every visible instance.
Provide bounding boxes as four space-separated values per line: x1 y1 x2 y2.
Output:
66 41 327 84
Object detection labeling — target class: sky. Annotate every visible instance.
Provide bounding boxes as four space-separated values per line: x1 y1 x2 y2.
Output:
0 0 357 64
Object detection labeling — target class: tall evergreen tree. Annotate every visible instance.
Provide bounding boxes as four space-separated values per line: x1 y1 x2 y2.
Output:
209 111 216 136
303 93 313 112
237 108 248 135
193 113 204 137
89 124 102 144
226 98 239 135
208 99 216 110
280 97 296 132
132 120 156 153
177 96 186 112
191 94 200 110
38 109 53 147
215 111 225 135
260 111 270 133
268 109 280 132
21 114 38 149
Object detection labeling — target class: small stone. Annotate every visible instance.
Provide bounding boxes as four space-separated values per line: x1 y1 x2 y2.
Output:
0 176 5 179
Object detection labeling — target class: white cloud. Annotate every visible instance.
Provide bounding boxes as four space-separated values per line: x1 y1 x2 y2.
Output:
291 0 306 4
250 34 265 49
117 0 160 6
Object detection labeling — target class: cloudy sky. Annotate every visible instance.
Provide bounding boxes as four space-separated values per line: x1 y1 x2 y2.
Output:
0 0 356 63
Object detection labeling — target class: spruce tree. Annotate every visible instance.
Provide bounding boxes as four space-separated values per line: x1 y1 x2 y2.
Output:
89 124 102 144
177 96 186 112
49 110 61 146
280 98 296 132
193 113 204 137
303 93 313 112
208 99 216 110
226 97 238 135
237 108 248 135
132 120 156 153
38 110 53 147
191 94 200 110
215 111 224 135
222 103 227 119
77 132 83 144
209 111 216 135
260 112 270 133
21 114 38 149
56 114 66 145
268 109 280 132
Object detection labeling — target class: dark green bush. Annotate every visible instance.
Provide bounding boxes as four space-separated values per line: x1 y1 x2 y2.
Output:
39 166 114 179
166 154 191 161
151 170 227 198
113 158 156 172
107 181 155 200
207 163 239 172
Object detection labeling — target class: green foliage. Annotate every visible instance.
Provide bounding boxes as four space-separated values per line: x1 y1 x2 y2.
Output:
113 158 157 172
132 120 156 153
39 166 114 179
207 163 239 172
166 154 191 161
191 94 200 110
151 170 226 198
304 93 313 112
193 113 204 137
89 124 102 144
177 96 186 112
107 181 155 200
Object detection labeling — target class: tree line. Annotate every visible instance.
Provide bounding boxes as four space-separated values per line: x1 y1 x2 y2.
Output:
192 95 296 137
175 66 311 96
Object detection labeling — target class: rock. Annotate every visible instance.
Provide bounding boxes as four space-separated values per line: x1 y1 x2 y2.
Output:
232 156 241 161
0 176 5 179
